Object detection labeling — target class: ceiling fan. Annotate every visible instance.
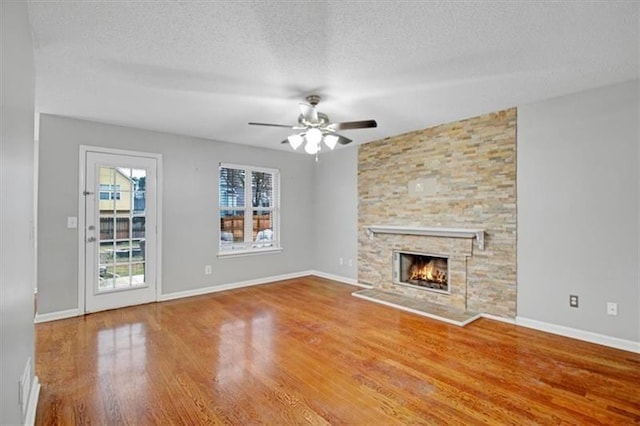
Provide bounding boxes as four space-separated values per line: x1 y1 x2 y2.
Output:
249 95 377 155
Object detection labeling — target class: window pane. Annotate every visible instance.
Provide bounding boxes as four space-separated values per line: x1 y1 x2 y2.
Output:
252 171 272 208
220 210 244 243
115 217 129 240
132 240 145 262
118 190 131 210
131 262 145 286
114 241 132 264
99 265 118 291
253 210 273 246
132 216 145 238
133 190 145 213
132 169 146 213
220 168 245 208
100 216 114 240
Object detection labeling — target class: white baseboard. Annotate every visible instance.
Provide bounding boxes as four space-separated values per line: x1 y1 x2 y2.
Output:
158 270 313 302
481 313 516 324
310 270 372 288
24 375 40 426
34 308 81 324
516 316 640 354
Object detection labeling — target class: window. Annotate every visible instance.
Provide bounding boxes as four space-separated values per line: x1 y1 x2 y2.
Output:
219 163 280 255
99 184 121 200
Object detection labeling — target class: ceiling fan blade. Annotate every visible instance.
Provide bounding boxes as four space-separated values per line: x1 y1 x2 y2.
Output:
325 132 353 145
248 122 297 128
329 119 377 130
336 134 353 145
299 103 318 123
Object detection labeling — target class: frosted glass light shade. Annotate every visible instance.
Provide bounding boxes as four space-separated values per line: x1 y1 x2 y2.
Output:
323 134 339 150
304 139 319 154
305 128 323 145
287 134 304 150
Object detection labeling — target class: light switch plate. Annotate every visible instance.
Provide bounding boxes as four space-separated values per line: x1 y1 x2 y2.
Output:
67 216 77 229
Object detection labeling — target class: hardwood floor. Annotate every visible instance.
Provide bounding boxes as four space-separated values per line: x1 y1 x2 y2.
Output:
36 276 640 425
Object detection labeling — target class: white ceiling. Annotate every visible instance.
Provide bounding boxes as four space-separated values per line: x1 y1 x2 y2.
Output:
28 1 639 151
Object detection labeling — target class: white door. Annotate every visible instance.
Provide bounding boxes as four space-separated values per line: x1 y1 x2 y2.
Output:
83 150 159 313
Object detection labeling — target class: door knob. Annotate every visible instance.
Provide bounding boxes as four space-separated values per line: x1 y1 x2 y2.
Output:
87 236 96 242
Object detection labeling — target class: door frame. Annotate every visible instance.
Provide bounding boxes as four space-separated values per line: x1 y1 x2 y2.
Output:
78 145 163 313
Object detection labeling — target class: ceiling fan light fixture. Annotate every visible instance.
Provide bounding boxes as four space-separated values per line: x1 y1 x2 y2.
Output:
248 95 377 155
287 133 304 150
323 134 339 150
304 139 319 154
305 128 323 145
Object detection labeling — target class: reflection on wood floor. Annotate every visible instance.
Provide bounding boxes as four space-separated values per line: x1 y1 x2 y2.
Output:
35 276 640 425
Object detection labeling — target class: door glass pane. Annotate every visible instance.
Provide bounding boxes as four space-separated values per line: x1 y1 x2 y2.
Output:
131 262 145 286
118 269 133 289
132 168 146 214
96 166 147 293
115 241 131 264
132 216 145 239
100 216 114 240
132 239 145 262
100 265 118 291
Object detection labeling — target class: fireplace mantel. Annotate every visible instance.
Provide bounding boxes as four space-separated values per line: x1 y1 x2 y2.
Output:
365 225 485 250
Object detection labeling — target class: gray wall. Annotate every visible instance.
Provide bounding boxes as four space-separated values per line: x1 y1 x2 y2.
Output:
34 80 640 345
313 146 358 279
517 80 639 342
1 1 37 423
313 80 639 343
38 114 315 314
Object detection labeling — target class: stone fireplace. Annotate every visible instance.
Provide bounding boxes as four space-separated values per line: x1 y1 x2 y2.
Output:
361 226 481 312
357 108 517 318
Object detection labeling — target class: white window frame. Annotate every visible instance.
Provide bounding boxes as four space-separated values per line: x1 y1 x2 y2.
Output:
218 163 281 257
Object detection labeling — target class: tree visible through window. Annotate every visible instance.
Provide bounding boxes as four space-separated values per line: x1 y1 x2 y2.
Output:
219 164 279 253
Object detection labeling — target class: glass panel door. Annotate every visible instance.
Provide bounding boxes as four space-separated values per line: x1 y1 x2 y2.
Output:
85 151 158 313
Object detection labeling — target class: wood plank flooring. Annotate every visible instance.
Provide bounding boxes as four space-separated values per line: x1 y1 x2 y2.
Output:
35 276 640 425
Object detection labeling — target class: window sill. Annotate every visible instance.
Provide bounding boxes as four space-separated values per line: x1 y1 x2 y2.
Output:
217 247 283 258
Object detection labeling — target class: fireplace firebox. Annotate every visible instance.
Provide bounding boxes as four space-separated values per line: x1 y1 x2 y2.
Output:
393 250 449 293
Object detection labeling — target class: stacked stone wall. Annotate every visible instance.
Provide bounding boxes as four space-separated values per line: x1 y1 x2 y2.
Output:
358 108 517 317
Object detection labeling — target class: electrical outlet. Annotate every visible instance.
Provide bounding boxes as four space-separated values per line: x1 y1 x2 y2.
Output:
347 259 353 267
339 257 344 266
205 265 212 275
569 295 579 308
607 302 618 316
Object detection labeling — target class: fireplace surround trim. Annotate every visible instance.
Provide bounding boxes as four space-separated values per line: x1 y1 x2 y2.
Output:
365 225 485 250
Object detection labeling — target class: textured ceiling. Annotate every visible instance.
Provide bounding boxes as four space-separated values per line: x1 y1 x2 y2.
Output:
28 1 639 152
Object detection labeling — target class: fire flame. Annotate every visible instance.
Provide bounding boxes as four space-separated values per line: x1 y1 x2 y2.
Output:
409 259 447 284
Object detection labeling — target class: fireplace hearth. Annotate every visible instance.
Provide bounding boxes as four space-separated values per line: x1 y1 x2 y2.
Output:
393 250 449 293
